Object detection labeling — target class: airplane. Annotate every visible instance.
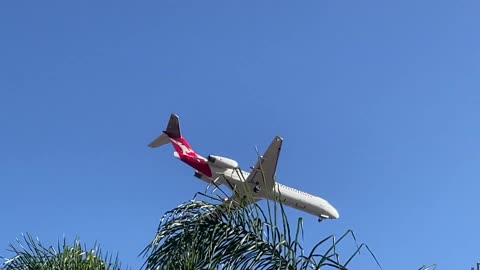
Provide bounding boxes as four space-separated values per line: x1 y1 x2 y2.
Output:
148 114 340 222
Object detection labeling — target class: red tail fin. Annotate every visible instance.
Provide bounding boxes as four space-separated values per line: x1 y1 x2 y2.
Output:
170 137 198 158
148 114 198 158
148 114 212 177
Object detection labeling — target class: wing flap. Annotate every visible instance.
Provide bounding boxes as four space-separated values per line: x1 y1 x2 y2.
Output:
245 136 283 192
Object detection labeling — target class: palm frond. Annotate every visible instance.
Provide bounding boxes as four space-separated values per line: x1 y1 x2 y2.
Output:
141 187 379 270
1 233 123 270
418 265 437 270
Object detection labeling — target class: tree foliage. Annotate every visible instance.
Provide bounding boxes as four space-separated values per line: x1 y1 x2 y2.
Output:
1 233 122 270
141 191 380 270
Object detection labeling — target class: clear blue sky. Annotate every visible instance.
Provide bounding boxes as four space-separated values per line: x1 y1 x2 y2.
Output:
1 1 479 269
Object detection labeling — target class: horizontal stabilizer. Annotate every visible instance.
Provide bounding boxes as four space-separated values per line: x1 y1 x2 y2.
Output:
148 133 170 148
148 114 182 148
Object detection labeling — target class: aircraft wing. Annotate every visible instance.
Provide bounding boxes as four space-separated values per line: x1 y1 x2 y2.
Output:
245 136 283 192
213 136 283 215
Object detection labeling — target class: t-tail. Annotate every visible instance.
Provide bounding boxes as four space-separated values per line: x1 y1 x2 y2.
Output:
149 114 212 177
148 114 197 158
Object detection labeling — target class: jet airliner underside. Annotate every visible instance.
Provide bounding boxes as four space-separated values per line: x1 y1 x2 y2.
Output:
149 114 339 221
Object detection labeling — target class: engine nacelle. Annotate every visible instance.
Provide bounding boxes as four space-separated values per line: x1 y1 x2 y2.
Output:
194 171 211 183
207 155 239 169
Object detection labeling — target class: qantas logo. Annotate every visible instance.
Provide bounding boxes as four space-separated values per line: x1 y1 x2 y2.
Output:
170 139 195 155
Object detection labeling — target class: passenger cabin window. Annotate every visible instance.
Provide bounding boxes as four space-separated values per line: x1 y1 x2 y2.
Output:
279 183 313 197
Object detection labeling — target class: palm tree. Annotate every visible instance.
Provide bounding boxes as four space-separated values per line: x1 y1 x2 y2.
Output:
1 233 122 270
1 198 436 270
140 183 380 270
1 166 433 270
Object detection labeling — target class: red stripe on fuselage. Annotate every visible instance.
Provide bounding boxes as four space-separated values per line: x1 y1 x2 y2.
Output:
169 137 212 177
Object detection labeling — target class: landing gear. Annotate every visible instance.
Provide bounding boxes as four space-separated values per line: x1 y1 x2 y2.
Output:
253 182 261 193
318 214 329 223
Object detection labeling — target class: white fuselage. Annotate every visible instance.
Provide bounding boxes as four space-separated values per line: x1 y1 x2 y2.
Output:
200 167 339 220
150 114 340 221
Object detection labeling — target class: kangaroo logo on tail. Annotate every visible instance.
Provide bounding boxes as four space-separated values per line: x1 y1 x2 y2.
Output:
170 138 195 156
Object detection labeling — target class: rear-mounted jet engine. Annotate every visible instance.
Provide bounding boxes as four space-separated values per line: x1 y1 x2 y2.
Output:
207 155 239 169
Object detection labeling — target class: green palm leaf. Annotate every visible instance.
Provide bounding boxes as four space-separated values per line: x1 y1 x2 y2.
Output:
1 233 123 270
141 187 380 270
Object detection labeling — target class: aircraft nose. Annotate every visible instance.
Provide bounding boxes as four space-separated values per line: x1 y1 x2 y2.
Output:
329 205 340 219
